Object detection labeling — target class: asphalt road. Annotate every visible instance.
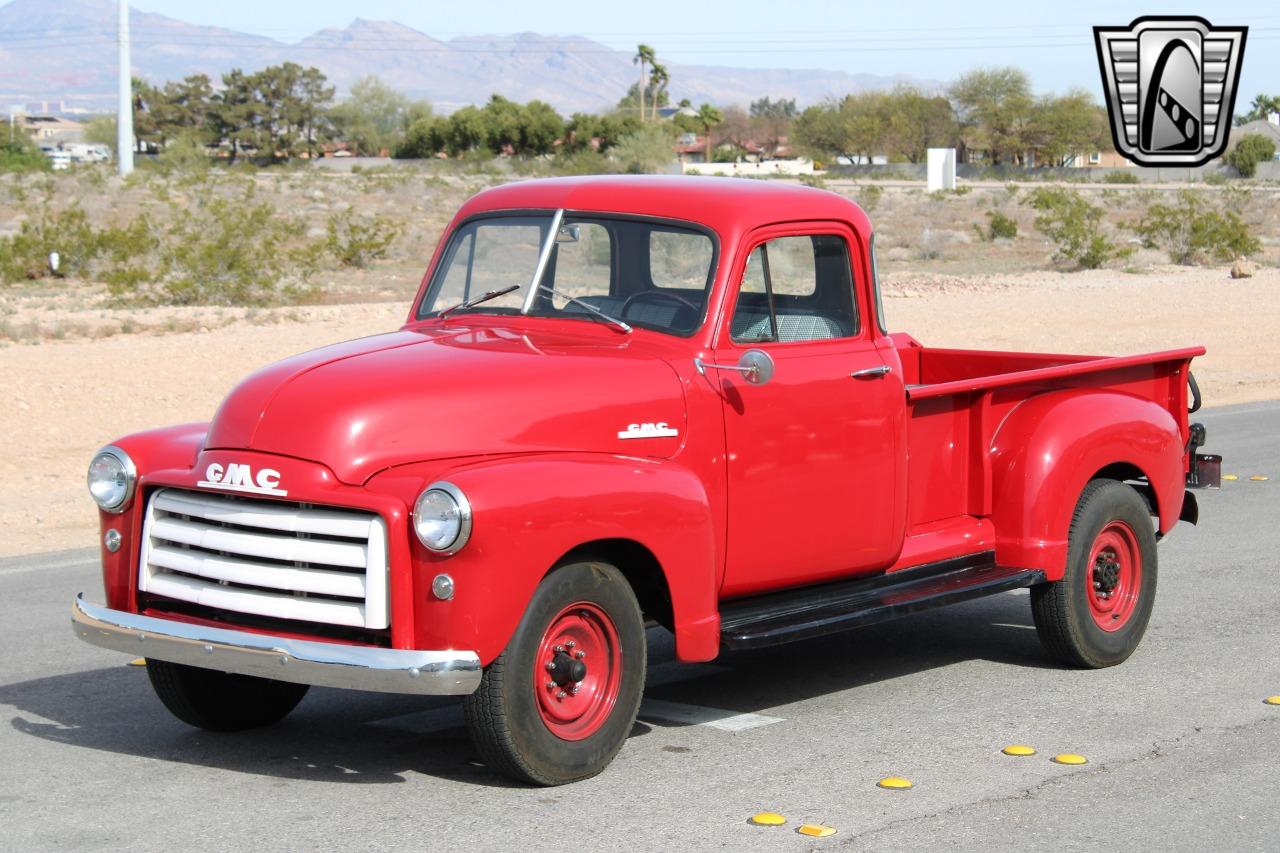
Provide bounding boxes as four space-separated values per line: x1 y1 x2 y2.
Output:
1 402 1277 852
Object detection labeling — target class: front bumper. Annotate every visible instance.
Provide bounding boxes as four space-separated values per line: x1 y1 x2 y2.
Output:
72 594 481 696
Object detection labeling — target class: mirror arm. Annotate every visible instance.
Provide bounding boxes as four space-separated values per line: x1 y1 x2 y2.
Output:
693 358 759 378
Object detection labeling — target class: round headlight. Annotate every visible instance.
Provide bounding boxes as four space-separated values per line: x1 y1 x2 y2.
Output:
87 446 136 513
413 482 472 554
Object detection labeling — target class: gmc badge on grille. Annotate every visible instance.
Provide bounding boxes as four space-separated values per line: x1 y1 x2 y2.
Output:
198 462 288 497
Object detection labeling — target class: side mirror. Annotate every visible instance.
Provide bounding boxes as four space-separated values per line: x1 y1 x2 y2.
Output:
737 349 774 385
693 348 775 386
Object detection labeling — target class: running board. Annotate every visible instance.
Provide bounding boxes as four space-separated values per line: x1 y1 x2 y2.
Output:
719 553 1045 650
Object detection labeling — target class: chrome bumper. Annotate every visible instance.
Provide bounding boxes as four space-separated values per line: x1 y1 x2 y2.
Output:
72 594 481 696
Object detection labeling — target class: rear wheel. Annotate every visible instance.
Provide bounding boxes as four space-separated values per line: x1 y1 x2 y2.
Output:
1032 479 1158 668
464 561 646 785
146 659 309 731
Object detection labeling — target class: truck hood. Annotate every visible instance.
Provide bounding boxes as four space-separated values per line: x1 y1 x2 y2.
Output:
204 325 687 484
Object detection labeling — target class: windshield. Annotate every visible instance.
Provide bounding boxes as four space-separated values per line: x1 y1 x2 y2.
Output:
418 213 717 336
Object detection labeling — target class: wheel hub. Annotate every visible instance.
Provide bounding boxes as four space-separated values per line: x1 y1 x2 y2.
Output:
1093 553 1121 596
548 651 587 687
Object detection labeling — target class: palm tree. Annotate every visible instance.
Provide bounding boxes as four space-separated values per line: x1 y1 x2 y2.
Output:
649 63 669 122
697 103 723 163
633 44 655 122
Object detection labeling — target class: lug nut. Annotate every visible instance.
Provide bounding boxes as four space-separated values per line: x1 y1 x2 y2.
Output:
571 685 581 695
565 640 576 649
575 650 586 660
554 644 565 653
545 681 555 689
545 661 556 671
556 690 567 700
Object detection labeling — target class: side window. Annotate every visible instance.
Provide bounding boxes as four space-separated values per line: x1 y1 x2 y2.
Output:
731 234 859 344
549 222 612 306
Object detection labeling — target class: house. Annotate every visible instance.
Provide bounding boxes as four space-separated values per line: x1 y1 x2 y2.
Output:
19 113 85 145
1066 150 1133 168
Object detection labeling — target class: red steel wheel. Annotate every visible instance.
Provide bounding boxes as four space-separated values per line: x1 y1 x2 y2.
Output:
533 603 623 740
1085 521 1142 632
1032 479 1158 669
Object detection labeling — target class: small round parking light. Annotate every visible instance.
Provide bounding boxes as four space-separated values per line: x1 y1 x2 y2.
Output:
431 574 455 601
104 529 122 553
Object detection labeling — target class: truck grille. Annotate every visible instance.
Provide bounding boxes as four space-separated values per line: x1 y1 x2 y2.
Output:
138 488 389 630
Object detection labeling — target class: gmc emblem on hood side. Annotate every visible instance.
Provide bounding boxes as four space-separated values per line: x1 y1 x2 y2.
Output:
198 462 288 497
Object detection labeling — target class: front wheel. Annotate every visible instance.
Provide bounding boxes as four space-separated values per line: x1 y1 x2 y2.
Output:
1032 479 1158 668
463 561 646 785
146 659 309 731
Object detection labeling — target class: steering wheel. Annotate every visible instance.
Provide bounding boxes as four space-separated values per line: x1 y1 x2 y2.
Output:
620 290 699 318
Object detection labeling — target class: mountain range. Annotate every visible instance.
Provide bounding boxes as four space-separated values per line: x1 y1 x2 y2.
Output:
0 0 938 115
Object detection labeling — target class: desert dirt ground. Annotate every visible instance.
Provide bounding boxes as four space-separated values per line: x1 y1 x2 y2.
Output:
2 263 1276 558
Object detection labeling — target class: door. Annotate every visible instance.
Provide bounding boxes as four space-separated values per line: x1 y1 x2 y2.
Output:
716 225 904 598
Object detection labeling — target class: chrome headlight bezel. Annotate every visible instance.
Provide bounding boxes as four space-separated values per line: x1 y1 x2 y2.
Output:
412 481 472 555
87 445 137 514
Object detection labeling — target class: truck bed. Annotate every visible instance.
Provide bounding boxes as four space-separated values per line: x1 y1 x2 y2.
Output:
888 334 1203 568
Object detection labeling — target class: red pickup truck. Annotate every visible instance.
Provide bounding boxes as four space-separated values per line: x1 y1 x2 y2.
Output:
74 177 1219 785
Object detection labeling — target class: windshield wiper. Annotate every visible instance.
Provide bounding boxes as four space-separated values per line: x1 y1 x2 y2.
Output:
537 286 632 334
437 284 520 320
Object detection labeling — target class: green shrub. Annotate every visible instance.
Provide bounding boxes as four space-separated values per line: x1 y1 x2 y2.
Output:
102 185 322 305
1023 186 1130 270
1131 190 1260 264
0 134 50 174
856 184 883 211
0 205 101 282
610 126 673 174
1202 170 1228 186
325 206 400 268
1226 134 1276 179
986 210 1018 240
1102 171 1140 184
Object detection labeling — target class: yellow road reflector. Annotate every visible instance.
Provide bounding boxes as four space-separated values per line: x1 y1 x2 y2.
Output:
878 776 913 790
1264 696 1280 706
1002 744 1037 756
1250 475 1269 481
1222 474 1238 481
128 658 146 667
749 812 786 826
1052 753 1088 765
797 824 837 838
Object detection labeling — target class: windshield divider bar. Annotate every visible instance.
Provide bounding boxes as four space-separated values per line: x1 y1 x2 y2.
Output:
521 209 565 315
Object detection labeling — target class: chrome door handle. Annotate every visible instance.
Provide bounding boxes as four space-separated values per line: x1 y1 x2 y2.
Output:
850 365 891 379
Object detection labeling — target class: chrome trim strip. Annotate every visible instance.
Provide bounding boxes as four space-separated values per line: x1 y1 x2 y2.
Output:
71 594 481 696
520 207 564 314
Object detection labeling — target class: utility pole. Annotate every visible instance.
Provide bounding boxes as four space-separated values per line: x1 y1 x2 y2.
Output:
117 0 134 176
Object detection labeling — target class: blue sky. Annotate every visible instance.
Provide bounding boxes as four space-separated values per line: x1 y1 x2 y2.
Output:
131 1 1278 102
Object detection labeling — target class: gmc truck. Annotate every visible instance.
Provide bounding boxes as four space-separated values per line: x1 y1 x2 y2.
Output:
73 176 1219 785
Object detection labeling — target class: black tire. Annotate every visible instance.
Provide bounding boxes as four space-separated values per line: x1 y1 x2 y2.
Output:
463 561 646 786
146 659 309 732
1031 479 1158 668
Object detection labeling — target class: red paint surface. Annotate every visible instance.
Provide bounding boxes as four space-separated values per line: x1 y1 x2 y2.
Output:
92 177 1203 668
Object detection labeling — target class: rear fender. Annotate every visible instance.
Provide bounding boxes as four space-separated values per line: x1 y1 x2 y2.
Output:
989 390 1183 580
406 454 720 665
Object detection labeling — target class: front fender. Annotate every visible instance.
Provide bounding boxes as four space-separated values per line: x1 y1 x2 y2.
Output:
96 423 209 609
398 453 720 665
989 390 1183 580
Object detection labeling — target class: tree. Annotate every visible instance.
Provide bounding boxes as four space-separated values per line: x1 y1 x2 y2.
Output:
649 63 669 122
520 100 564 156
882 86 957 163
328 75 421 156
612 124 672 173
1235 94 1280 126
1027 89 1108 167
749 97 797 157
394 115 448 159
633 44 655 122
950 67 1034 164
696 103 723 162
1226 134 1277 178
793 93 891 164
444 105 488 156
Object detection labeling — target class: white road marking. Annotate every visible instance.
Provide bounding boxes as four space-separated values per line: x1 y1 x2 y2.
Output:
638 699 784 732
0 558 98 579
